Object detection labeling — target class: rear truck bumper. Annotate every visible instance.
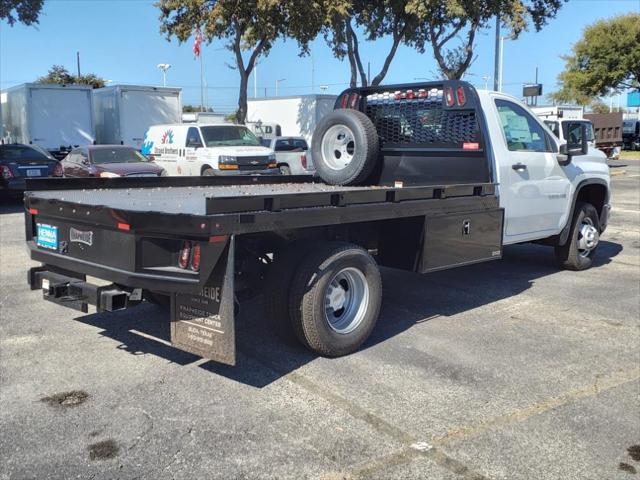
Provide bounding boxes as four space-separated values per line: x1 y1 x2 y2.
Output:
27 237 238 366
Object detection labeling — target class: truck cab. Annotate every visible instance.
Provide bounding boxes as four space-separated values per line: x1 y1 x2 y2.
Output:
142 123 279 176
478 91 609 245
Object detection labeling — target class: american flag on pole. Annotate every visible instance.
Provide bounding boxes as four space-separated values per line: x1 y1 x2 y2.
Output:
193 29 202 58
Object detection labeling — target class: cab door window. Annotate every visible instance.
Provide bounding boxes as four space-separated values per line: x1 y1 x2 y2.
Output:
186 128 203 148
495 99 553 152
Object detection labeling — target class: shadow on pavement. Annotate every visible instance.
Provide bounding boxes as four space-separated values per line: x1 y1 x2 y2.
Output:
0 196 24 214
71 240 622 388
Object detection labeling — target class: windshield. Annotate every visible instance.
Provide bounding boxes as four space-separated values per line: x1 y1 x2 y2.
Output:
90 148 149 164
200 126 260 147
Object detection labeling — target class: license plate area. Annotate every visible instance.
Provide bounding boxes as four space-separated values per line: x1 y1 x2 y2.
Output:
36 223 59 250
26 169 42 177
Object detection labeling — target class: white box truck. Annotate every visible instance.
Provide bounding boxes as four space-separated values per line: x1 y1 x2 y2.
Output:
1 83 95 157
247 94 337 146
93 85 182 148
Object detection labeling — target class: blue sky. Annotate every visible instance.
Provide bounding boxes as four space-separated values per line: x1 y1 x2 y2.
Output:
1 0 637 112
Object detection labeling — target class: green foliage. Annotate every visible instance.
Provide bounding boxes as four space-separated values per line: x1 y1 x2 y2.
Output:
37 65 106 89
183 104 214 112
555 13 640 102
322 0 425 86
406 0 565 79
323 0 565 85
157 0 324 123
0 0 44 26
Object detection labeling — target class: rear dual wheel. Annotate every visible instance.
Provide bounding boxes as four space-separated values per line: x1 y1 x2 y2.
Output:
266 242 382 357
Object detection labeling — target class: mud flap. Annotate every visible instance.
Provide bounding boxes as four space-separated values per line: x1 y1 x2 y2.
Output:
170 236 236 365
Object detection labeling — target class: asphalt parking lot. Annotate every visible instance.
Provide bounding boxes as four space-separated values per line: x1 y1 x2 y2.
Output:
1 162 639 480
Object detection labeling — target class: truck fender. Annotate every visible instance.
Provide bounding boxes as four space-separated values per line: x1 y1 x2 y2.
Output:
559 178 609 246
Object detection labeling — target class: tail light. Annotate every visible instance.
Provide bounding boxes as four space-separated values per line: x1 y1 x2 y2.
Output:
340 93 349 108
52 162 63 177
178 241 191 269
0 165 13 180
444 87 455 107
300 154 308 170
349 93 360 108
190 243 201 272
456 86 466 106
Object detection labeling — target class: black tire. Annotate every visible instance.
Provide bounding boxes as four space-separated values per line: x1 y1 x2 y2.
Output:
279 165 291 176
264 242 312 341
202 167 215 176
555 202 600 271
145 291 170 309
311 109 379 186
288 242 382 357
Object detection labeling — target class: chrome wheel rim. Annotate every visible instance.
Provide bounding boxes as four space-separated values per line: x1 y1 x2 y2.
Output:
577 217 599 258
321 125 356 171
324 267 369 334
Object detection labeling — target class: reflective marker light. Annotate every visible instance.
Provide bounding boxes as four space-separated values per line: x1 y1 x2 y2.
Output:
301 154 308 170
178 241 191 269
190 243 201 272
444 87 455 107
456 86 466 106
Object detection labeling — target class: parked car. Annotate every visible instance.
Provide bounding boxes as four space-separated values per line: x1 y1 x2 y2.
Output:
623 119 640 151
61 145 165 178
1 144 62 196
260 136 314 175
143 123 279 176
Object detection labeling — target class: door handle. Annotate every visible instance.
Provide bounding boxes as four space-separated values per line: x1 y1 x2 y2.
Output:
512 163 527 172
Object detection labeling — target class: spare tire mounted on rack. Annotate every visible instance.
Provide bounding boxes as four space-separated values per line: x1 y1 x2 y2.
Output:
311 109 380 186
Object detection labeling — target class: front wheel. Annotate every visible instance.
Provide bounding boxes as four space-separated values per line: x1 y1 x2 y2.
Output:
288 242 382 357
555 202 600 271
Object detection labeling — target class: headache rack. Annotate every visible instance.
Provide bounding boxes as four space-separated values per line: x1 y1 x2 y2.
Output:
334 80 494 187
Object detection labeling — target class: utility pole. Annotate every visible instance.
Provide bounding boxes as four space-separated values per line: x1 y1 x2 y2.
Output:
493 15 500 91
275 78 286 96
253 63 258 98
311 49 315 93
76 51 81 78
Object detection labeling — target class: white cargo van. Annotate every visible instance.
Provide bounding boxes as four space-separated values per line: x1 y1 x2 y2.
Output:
93 85 182 148
1 83 95 157
143 123 278 176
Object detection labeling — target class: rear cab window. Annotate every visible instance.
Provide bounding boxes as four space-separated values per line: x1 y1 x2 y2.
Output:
274 138 308 152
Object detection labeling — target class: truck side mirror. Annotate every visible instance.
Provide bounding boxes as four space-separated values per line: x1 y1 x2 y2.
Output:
560 122 589 159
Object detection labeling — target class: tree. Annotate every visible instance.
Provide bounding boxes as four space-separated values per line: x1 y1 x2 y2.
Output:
407 0 566 80
0 0 44 26
322 0 426 87
37 65 106 88
157 0 323 124
183 104 214 112
554 13 640 103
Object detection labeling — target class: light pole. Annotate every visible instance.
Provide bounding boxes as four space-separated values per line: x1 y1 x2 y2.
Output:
157 63 171 87
275 78 286 96
320 85 329 93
